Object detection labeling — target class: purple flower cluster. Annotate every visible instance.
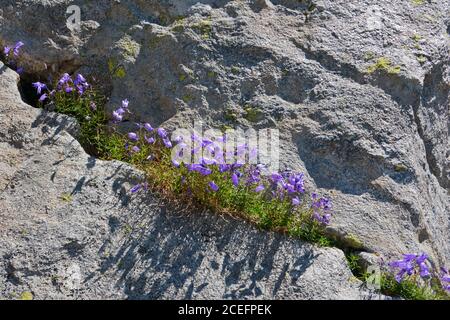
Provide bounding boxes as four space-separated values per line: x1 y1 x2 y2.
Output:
120 100 332 225
3 41 24 58
112 99 130 123
389 253 430 283
57 73 90 95
311 192 332 224
32 73 89 102
269 171 305 197
114 103 174 159
268 172 331 224
440 268 450 292
3 41 24 73
130 182 148 194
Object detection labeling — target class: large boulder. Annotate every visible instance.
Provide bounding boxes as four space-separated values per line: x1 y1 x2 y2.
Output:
0 62 379 299
0 1 448 266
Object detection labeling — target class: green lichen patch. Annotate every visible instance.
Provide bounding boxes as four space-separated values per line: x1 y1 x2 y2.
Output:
343 233 364 250
60 193 73 202
411 0 424 5
244 106 263 123
394 163 408 172
116 35 140 60
224 108 239 122
417 55 427 64
107 58 127 79
366 57 401 75
192 17 213 39
230 66 240 75
20 291 33 300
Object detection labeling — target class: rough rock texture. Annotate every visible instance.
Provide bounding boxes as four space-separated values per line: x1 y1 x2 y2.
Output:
0 62 381 299
0 0 448 287
4 0 448 263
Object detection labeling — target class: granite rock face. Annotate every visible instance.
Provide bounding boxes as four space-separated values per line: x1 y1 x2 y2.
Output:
0 0 448 295
0 62 380 299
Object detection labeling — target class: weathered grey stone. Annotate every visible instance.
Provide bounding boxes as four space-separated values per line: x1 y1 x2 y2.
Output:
0 0 448 290
0 62 380 299
357 252 382 272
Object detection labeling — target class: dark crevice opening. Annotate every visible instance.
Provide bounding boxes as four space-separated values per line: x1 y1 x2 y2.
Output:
18 75 40 107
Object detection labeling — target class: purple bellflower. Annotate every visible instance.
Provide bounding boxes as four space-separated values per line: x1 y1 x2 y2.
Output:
32 82 47 95
127 132 139 141
13 41 24 57
389 253 431 283
209 181 219 192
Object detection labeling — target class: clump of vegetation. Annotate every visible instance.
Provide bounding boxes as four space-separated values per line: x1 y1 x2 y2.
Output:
366 57 401 75
346 252 450 300
2 40 25 74
346 253 364 277
31 72 334 248
380 273 447 300
380 254 450 300
298 0 317 22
